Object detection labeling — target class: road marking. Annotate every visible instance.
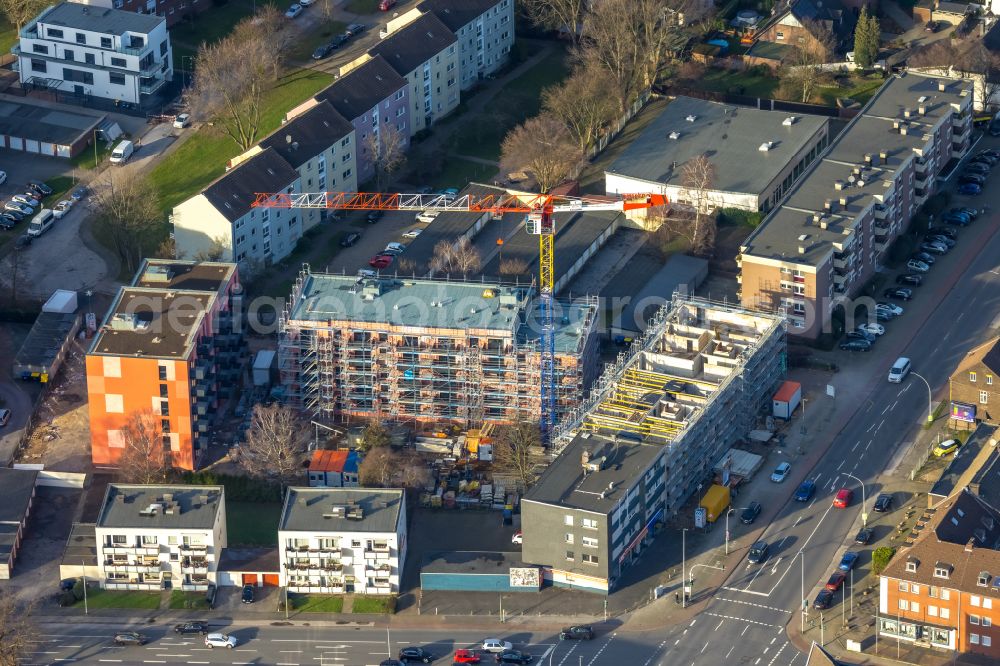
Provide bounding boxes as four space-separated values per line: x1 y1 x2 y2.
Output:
793 516 802 526
771 637 777 645
763 647 770 654
891 400 898 411
770 556 784 575
683 629 688 635
812 473 823 485
275 663 300 665
57 646 82 649
715 619 724 630
142 661 166 664
555 642 580 666
584 634 615 666
837 460 844 470
851 442 859 452
767 641 789 666
279 651 304 653
743 559 769 590
98 661 121 663
742 625 751 636
640 639 669 666
726 646 735 659
690 619 697 627
716 597 791 613
755 659 761 665
881 404 890 415
674 639 681 646
704 612 781 628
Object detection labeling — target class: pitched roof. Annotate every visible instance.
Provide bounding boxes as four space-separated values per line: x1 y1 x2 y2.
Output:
259 100 353 169
203 148 299 223
309 449 360 474
784 0 856 48
417 0 502 32
315 56 407 121
368 13 457 77
953 336 1000 377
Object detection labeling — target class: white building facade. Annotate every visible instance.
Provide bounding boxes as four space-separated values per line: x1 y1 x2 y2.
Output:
94 485 227 592
16 2 173 106
279 488 406 595
417 0 515 90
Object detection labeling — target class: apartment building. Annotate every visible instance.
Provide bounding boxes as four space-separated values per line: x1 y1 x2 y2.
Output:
287 56 410 185
365 13 459 134
522 296 786 593
739 73 973 339
277 267 600 427
416 0 515 89
949 337 999 426
172 147 302 267
279 488 406 595
95 484 227 591
16 2 173 106
879 488 1000 658
86 260 246 470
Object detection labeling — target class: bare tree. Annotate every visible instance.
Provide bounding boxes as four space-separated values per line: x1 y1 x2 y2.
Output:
492 420 542 490
499 257 530 277
319 0 335 22
0 595 37 666
155 236 177 260
956 42 1000 109
395 257 419 274
522 0 587 45
654 155 717 256
235 5 292 81
542 64 618 152
429 237 482 275
0 0 46 32
362 124 407 192
779 25 834 103
358 447 403 487
239 403 308 485
579 0 644 113
91 171 161 276
192 236 229 262
116 410 171 485
399 450 432 489
500 113 582 193
907 40 957 69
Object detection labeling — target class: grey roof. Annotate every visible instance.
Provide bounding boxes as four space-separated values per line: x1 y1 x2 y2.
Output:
417 0 502 32
315 56 407 122
203 147 299 223
931 424 991 499
934 488 1000 548
936 2 970 15
96 485 224 530
14 311 81 375
606 96 828 197
615 254 709 334
523 435 664 515
421 550 527 575
38 2 164 35
218 547 280 572
89 288 214 359
742 73 972 264
972 427 1000 508
786 0 856 48
369 13 457 77
131 259 236 293
259 100 353 169
0 468 37 524
0 97 105 145
0 524 19 558
746 40 799 62
61 522 98 568
280 488 403 533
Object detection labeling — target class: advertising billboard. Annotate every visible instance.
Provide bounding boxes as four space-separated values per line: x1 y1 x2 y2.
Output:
950 402 976 423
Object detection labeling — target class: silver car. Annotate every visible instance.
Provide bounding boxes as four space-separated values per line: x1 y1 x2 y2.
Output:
204 633 237 649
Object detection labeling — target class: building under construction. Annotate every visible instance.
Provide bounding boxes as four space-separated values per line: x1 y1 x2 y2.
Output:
522 296 786 592
278 265 599 427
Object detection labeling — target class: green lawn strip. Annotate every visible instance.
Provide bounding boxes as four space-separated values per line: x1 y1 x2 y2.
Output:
253 228 346 297
693 68 779 98
288 20 348 63
289 593 344 612
226 501 282 546
351 595 396 614
42 176 75 205
426 158 496 191
70 139 114 171
0 19 17 54
169 589 211 610
82 588 161 609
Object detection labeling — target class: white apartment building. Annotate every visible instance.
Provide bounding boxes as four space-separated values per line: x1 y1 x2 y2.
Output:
279 488 406 595
16 2 173 106
171 147 303 269
95 485 227 591
417 0 515 89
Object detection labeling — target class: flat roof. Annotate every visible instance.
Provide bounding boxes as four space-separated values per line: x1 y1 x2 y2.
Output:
13 311 80 374
421 550 528 575
0 468 37 524
89 287 214 359
606 96 828 195
61 522 98 568
615 254 708 333
524 435 664 513
38 3 164 35
0 95 105 146
217 547 280 573
131 260 236 293
280 488 403 534
96 485 224 530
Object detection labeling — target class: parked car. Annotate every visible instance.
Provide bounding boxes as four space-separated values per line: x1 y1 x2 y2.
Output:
846 330 875 343
4 201 32 215
241 584 255 604
285 3 303 18
511 531 523 545
944 213 972 226
383 242 407 255
53 200 73 219
454 650 482 664
794 480 816 501
959 182 982 195
28 181 52 196
369 255 393 269
379 0 397 10
481 639 513 653
299 0 314 4
919 242 948 255
854 527 873 545
813 589 835 610
833 488 853 508
857 323 885 336
403 228 423 239
346 23 367 36
12 194 39 207
839 339 872 352
770 462 791 483
925 234 955 248
964 162 990 175
924 20 940 31
0 215 17 230
340 232 361 247
0 408 11 426
312 43 333 59
173 113 191 129
974 152 998 165
838 552 860 571
906 259 930 272
497 650 533 664
2 209 24 221
330 33 350 49
174 621 209 635
958 173 986 186
826 572 846 591
367 210 383 224
740 501 762 524
875 309 894 322
747 540 770 564
873 494 893 513
912 252 936 265
876 302 904 316
933 439 959 457
114 631 146 646
14 234 32 249
559 626 594 640
883 288 912 301
398 646 435 663
71 186 88 201
416 210 439 223
934 224 961 236
205 633 238 649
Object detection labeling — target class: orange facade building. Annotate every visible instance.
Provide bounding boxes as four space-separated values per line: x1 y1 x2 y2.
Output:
86 260 246 470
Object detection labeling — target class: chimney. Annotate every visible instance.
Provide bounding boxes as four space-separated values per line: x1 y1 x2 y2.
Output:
798 245 807 254
879 149 888 162
812 213 822 223
864 154 872 165
824 199 834 212
839 196 848 207
834 180 845 190
918 105 927 116
938 80 947 92
904 108 912 119
820 219 829 230
966 538 975 553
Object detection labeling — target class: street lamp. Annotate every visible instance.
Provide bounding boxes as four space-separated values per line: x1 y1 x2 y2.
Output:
725 508 734 555
911 372 935 424
843 472 867 526
92 128 99 168
795 550 807 627
681 527 688 608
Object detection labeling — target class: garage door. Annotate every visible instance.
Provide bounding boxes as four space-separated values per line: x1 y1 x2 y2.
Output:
8 137 23 151
40 142 55 156
242 574 258 585
263 574 279 586
24 139 40 153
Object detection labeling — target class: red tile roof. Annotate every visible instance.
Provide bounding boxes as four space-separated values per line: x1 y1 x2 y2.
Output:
309 450 349 473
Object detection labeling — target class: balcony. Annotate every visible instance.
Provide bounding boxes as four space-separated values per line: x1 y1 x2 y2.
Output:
140 78 168 95
104 544 159 556
19 22 149 56
179 544 208 554
875 240 889 253
103 580 161 591
833 255 851 270
181 558 208 574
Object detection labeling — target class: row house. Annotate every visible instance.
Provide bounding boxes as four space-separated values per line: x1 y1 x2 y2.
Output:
279 488 406 595
95 485 227 591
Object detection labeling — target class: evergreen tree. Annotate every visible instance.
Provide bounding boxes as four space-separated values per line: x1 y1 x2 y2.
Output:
854 8 881 70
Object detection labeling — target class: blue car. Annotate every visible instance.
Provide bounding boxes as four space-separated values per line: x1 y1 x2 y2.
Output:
794 480 816 502
943 214 970 226
958 182 982 196
839 551 860 571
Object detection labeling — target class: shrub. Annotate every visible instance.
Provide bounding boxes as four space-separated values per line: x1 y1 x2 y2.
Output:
72 579 86 601
59 591 76 607
872 546 897 575
717 208 762 228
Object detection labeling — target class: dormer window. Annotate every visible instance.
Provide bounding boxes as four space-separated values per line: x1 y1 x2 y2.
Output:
906 559 919 573
934 563 951 579
978 572 991 587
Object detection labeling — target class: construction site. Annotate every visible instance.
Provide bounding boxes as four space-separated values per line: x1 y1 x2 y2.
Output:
277 265 600 427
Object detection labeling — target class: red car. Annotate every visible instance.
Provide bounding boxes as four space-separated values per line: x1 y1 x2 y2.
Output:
369 254 393 269
379 0 396 10
453 649 481 664
825 572 846 591
833 488 853 508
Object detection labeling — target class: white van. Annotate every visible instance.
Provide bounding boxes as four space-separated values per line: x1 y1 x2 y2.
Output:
888 357 911 383
27 208 54 237
109 140 134 165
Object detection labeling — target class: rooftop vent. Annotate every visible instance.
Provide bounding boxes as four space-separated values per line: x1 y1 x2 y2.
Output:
834 180 845 190
879 150 889 161
668 131 681 140
797 234 809 241
783 116 797 126
904 108 913 119
109 313 149 332
142 265 173 284
581 449 605 473
918 105 927 116
758 141 774 152
685 115 697 122
938 80 947 92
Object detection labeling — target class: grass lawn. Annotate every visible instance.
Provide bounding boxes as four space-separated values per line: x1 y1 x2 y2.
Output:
815 73 885 107
426 158 496 191
351 595 396 614
0 19 17 54
80 588 161 610
70 140 113 171
42 176 75 205
345 0 381 12
169 590 211 610
691 68 779 98
288 20 348 64
170 0 297 68
290 593 344 613
227 501 282 546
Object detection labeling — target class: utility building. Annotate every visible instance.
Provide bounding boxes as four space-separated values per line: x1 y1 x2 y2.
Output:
277 266 599 427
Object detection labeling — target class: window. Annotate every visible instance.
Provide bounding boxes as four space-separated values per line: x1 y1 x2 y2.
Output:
47 27 64 38
111 534 127 544
160 40 167 56
110 56 126 68
970 371 977 382
985 598 993 609
912 584 920 595
928 605 938 617
582 537 598 548
564 533 574 544
110 73 126 85
979 573 991 587
62 68 94 85
582 518 598 530
159 384 168 398
776 31 785 40
911 602 920 613
101 37 112 48
32 44 47 54
340 136 350 147
75 32 85 44
342 169 352 179
342 152 351 163
981 391 989 404
970 634 980 645
934 566 950 579
565 551 574 561
983 636 992 647
988 375 994 385
141 536 157 545
971 595 981 607
941 607 951 619
161 419 170 432
564 515 575 527
929 586 939 598
30 59 46 73
85 53 95 65
158 364 168 380
63 49 74 61
160 400 169 416
582 553 599 564
899 600 909 611
899 582 909 592
941 589 951 601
